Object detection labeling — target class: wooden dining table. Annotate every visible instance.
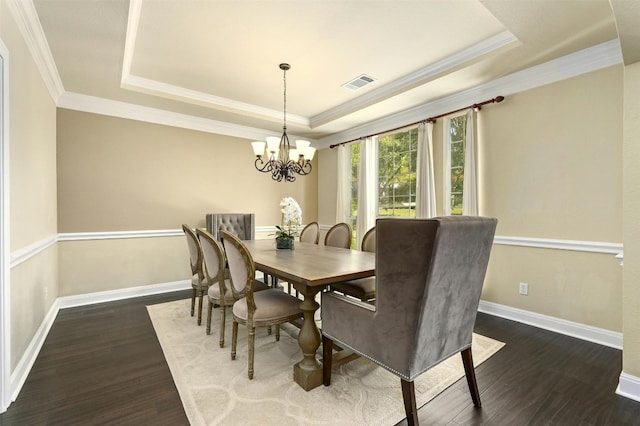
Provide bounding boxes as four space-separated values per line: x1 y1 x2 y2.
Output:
243 239 375 391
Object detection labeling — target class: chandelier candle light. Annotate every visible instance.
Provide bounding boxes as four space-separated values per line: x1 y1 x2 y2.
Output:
252 63 315 182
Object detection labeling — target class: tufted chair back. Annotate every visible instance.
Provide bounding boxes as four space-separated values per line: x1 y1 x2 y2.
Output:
206 213 255 241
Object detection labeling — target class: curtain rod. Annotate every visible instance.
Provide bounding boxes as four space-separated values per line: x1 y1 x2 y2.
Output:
329 95 505 149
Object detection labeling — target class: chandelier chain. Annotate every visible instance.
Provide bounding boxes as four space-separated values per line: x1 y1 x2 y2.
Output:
282 66 287 131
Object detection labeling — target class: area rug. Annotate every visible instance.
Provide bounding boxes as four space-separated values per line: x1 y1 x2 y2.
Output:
147 298 504 426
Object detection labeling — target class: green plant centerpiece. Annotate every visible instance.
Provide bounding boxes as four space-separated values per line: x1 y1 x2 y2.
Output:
275 196 302 249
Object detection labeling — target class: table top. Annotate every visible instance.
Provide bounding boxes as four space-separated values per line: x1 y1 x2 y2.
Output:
243 239 375 287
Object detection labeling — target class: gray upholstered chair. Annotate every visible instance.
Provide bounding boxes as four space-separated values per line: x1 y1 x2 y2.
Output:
182 224 208 325
321 216 497 425
197 229 269 347
299 221 320 244
324 222 352 249
329 226 376 301
221 231 304 380
206 213 255 241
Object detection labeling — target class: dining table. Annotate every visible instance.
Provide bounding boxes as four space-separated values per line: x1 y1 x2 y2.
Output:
243 239 375 391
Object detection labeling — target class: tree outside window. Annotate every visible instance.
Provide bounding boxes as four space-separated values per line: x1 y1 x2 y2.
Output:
350 128 418 243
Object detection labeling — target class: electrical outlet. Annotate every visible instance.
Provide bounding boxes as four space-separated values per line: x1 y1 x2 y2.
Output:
519 282 529 295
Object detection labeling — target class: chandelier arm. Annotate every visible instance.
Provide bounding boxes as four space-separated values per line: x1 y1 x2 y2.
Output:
254 157 274 173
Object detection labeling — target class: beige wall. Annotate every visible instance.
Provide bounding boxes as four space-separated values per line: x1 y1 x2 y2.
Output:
479 66 622 242
318 66 623 332
2 0 59 370
479 66 623 331
56 109 318 296
58 237 187 296
57 109 318 232
622 60 640 377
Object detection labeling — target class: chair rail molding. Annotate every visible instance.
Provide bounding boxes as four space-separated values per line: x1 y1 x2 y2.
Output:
10 230 624 270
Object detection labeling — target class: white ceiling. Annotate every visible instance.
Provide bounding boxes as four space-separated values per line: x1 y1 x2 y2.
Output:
31 0 620 146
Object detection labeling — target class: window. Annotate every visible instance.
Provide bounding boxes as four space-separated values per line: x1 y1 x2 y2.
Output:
349 143 360 245
349 128 418 240
377 128 418 217
445 113 467 215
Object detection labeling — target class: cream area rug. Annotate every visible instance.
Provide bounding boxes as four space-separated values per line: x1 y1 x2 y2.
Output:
147 299 504 426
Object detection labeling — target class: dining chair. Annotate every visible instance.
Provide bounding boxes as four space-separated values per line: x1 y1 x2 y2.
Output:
221 231 304 380
197 229 269 347
321 216 497 425
206 213 255 241
329 226 376 302
324 222 352 249
182 224 208 325
299 221 320 244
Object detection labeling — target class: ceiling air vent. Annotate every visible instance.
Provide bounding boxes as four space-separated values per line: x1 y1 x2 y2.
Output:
342 74 376 91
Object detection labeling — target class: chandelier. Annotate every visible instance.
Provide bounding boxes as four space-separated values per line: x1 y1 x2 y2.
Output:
251 63 315 182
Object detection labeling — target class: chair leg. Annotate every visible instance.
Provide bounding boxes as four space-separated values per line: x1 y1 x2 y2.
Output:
231 321 238 360
461 347 481 407
401 379 418 426
206 300 213 335
197 290 204 325
190 288 196 317
248 325 255 380
219 305 226 348
322 335 333 386
275 324 280 341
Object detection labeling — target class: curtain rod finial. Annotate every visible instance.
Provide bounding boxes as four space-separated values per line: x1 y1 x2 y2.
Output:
495 96 505 103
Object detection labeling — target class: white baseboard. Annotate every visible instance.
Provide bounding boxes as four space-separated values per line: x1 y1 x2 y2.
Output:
9 297 60 402
478 300 623 349
56 280 190 309
616 372 640 402
10 280 191 402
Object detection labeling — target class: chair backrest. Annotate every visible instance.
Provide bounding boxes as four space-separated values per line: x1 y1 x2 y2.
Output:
324 222 352 249
196 229 227 294
374 216 497 380
220 230 257 309
299 221 320 244
361 226 376 252
206 213 255 241
182 224 203 278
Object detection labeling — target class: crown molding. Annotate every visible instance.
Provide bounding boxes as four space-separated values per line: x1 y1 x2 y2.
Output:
316 39 623 148
6 0 64 102
12 0 622 148
310 30 519 128
57 91 294 142
120 74 310 127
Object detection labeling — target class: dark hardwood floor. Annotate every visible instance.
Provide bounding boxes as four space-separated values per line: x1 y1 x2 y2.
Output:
1 290 639 425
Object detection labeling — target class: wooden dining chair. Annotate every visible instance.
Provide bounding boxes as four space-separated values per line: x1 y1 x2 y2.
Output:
221 231 304 379
299 221 320 244
197 229 269 347
324 222 352 249
182 224 208 325
329 226 376 302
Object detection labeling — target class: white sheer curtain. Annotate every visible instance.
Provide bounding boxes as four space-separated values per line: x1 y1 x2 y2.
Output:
463 108 478 215
416 121 436 218
356 136 377 248
335 144 350 224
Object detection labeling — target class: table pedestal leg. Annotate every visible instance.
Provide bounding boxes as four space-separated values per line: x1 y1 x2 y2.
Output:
293 284 322 391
